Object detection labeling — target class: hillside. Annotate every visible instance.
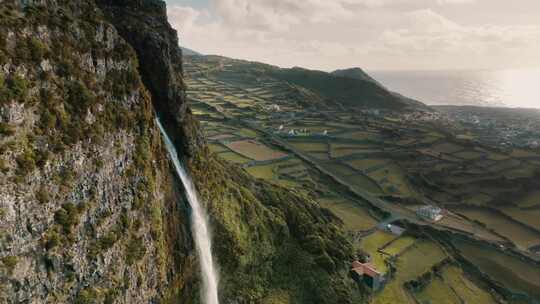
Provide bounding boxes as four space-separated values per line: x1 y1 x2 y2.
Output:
186 55 429 111
0 1 356 303
332 68 381 85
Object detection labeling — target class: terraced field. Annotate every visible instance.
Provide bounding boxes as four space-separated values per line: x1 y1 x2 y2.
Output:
455 240 540 299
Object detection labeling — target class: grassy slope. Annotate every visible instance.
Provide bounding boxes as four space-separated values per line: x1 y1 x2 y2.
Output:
190 151 357 303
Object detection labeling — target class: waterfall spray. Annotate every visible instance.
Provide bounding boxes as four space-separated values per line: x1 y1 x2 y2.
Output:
156 119 220 304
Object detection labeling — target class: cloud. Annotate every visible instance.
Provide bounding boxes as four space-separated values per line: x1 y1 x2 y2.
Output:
167 1 540 70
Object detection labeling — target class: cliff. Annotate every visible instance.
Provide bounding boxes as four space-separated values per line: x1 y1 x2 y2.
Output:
0 1 356 303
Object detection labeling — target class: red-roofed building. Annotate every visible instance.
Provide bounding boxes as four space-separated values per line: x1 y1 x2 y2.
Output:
351 261 386 291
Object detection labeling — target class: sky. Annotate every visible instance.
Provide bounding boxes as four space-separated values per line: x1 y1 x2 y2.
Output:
165 0 540 71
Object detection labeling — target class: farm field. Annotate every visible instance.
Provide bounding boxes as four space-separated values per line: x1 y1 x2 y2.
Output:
358 231 397 273
455 240 540 299
318 197 378 232
373 241 448 304
499 207 540 231
439 266 497 304
217 151 251 164
225 140 287 161
453 207 540 250
381 236 416 256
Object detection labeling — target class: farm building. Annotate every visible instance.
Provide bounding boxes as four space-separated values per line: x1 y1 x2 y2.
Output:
416 205 443 222
351 261 386 291
385 224 405 236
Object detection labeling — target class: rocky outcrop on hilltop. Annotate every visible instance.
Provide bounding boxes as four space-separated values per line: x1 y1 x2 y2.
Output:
0 1 357 303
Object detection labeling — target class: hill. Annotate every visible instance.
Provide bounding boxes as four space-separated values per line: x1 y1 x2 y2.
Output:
186 55 429 111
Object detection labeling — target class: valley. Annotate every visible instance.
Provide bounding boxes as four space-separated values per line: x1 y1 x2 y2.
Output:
184 54 540 303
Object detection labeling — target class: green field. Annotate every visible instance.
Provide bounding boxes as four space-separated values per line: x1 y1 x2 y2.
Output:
359 231 397 273
217 151 252 164
341 174 383 195
246 164 277 180
517 191 540 208
455 240 540 299
347 158 388 171
374 241 447 304
415 276 460 304
381 236 416 257
288 141 328 152
318 197 378 232
440 266 497 304
454 207 540 250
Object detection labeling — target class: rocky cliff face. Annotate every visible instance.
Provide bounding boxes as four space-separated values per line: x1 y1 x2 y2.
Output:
0 1 357 303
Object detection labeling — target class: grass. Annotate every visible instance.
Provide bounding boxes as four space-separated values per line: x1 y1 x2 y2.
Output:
440 265 497 304
432 143 464 154
382 236 416 257
320 162 357 176
396 241 447 282
510 149 538 158
346 158 387 171
359 231 397 273
246 164 277 180
225 140 287 161
374 240 448 304
499 207 540 231
367 164 414 197
208 143 229 154
453 150 484 160
342 174 383 195
503 166 537 179
516 191 540 208
288 141 328 152
455 240 540 299
235 128 258 138
318 197 378 232
308 152 330 160
217 151 251 164
336 131 378 141
415 276 460 304
373 280 416 304
453 207 540 250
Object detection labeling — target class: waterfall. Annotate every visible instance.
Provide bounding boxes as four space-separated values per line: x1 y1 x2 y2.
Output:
156 119 220 304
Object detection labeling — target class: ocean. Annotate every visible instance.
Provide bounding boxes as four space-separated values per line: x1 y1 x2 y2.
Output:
370 69 540 109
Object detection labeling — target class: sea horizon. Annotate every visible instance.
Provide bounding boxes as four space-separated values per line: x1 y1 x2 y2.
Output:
370 68 540 110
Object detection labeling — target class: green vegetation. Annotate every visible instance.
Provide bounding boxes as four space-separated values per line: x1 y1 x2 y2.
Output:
455 240 540 299
0 122 15 136
382 236 416 256
1 256 18 274
318 197 378 232
454 207 540 250
54 202 85 234
0 75 29 104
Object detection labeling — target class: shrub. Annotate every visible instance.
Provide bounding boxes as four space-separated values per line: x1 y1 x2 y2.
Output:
125 236 146 265
0 75 29 104
1 256 18 274
75 288 99 304
54 202 82 233
98 231 118 250
28 37 48 62
36 186 50 204
0 122 15 136
66 80 95 114
43 230 61 250
16 148 36 175
314 253 336 273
